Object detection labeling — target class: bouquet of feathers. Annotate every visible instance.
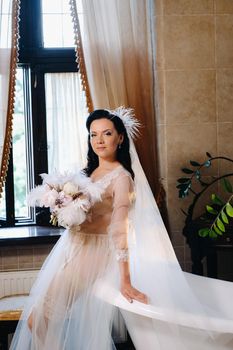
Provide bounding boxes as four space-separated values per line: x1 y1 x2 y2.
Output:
27 171 103 229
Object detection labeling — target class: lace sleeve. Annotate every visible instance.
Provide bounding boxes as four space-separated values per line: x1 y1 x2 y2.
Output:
108 173 134 262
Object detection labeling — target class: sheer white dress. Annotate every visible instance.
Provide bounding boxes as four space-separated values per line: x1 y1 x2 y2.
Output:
9 150 233 350
10 165 134 350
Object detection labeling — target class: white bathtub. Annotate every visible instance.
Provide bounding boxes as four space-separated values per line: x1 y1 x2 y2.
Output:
1 270 233 349
97 272 233 350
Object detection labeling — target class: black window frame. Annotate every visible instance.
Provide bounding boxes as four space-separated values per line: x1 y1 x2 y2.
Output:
0 0 78 228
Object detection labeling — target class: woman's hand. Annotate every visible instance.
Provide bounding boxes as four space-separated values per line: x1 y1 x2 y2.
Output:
120 281 148 304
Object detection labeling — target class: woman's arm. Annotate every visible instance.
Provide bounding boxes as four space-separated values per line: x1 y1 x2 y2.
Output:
119 260 148 304
110 174 148 304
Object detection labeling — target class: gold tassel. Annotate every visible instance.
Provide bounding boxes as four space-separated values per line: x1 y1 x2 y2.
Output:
0 0 21 199
69 0 93 113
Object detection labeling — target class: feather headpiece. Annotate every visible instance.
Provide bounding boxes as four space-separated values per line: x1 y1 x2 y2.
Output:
107 106 141 139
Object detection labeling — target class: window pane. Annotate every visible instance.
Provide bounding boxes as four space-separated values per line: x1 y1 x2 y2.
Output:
42 0 75 48
45 72 88 173
12 68 35 222
13 69 28 217
42 0 70 14
42 14 74 48
0 68 35 225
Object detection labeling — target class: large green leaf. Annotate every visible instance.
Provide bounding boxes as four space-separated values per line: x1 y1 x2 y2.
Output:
206 205 218 215
221 178 233 193
198 228 210 237
217 218 225 232
226 203 233 217
181 168 194 174
221 211 229 224
213 224 223 235
211 194 224 206
209 230 217 238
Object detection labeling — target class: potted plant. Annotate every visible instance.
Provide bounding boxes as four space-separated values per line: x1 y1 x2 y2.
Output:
177 153 233 277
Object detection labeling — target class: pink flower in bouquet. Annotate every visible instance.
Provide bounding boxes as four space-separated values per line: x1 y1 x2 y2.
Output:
56 191 73 207
42 188 59 207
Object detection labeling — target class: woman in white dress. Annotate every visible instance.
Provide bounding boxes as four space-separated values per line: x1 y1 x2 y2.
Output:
10 108 148 350
10 107 233 350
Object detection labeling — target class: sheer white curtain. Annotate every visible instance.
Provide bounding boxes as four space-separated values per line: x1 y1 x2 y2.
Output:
72 0 159 194
0 0 19 197
79 0 155 109
45 72 88 173
0 0 12 166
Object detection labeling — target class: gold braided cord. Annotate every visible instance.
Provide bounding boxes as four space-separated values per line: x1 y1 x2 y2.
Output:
0 0 21 199
0 309 22 321
69 0 93 113
0 293 28 320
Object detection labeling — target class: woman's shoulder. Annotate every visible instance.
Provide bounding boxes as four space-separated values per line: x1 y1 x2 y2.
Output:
113 165 133 180
112 166 135 191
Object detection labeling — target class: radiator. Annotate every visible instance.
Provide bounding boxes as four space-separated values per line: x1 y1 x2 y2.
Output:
0 270 39 299
0 270 127 342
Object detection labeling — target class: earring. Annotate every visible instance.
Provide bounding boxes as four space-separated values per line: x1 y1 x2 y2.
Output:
118 143 121 149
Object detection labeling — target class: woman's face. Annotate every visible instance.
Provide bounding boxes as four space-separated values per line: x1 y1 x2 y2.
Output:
90 118 123 161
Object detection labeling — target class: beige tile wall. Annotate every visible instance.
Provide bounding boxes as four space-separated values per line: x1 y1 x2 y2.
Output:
155 0 233 271
0 244 54 272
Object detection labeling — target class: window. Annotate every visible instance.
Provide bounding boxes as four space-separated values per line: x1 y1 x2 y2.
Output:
0 67 35 226
0 0 85 227
13 67 35 223
41 0 75 48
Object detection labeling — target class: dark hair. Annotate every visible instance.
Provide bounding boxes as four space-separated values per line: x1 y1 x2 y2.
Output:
83 109 134 179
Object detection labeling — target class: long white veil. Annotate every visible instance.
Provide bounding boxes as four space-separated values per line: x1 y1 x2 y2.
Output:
8 117 233 350
115 139 233 349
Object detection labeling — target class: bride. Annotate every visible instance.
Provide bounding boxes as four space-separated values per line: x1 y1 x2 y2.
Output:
10 107 233 349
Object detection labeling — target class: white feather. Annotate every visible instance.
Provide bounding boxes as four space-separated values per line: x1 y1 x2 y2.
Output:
57 202 87 228
40 172 76 190
108 106 141 139
27 185 49 206
83 181 105 203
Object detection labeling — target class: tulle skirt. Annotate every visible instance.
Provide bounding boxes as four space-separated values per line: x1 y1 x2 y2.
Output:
10 229 119 350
